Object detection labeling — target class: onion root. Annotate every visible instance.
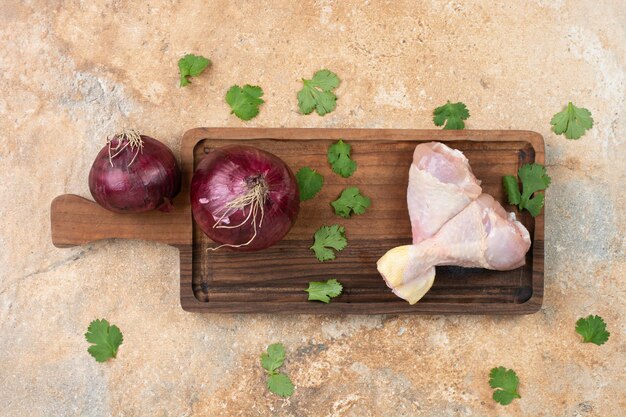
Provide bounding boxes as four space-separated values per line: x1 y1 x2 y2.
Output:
107 128 144 167
208 176 268 250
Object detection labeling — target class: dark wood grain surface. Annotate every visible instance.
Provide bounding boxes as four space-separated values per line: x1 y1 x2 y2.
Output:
51 128 544 314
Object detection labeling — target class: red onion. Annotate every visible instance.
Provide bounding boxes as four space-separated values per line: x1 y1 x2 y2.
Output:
89 129 181 213
191 145 300 251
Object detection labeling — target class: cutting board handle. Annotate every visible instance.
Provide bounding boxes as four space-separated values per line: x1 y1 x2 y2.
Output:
50 194 190 248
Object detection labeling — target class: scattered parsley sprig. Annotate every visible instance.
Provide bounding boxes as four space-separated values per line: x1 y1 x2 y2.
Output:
576 315 610 346
311 225 347 262
178 54 211 87
225 84 264 120
305 279 343 303
297 69 340 116
489 367 521 405
85 319 123 363
328 139 357 178
296 167 324 201
550 102 593 139
433 101 469 130
261 343 294 397
331 187 371 218
503 163 551 217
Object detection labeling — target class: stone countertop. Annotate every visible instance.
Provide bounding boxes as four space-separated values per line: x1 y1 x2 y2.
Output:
1 1 624 416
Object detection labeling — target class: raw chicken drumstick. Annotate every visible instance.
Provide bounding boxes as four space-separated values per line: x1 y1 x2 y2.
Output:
377 143 531 304
408 142 483 243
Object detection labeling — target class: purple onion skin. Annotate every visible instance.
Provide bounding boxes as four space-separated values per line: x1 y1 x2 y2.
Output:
191 145 300 251
89 135 181 213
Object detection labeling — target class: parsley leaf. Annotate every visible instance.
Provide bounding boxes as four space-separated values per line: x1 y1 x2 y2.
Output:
502 175 521 205
489 367 521 405
297 69 340 116
576 315 610 346
502 163 551 217
261 343 286 373
305 279 343 303
310 225 347 262
433 101 470 130
331 187 371 218
267 374 294 398
550 102 594 139
178 54 211 87
522 193 545 218
518 163 551 216
328 139 357 178
225 84 264 121
261 343 294 398
85 319 123 362
296 167 324 201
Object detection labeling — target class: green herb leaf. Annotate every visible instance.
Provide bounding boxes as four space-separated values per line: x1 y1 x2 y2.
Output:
85 319 123 362
502 175 521 205
331 187 371 218
296 167 324 201
575 315 610 346
261 343 286 373
178 54 211 87
310 225 347 262
489 367 521 406
327 139 357 178
305 279 343 303
493 389 520 406
267 373 295 397
550 102 593 139
518 163 551 217
502 163 550 217
225 84 265 121
522 193 545 218
433 101 470 130
518 164 552 200
261 343 294 398
297 69 340 116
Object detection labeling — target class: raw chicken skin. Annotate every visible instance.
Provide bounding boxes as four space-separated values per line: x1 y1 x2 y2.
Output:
378 194 531 304
408 142 482 243
377 142 532 305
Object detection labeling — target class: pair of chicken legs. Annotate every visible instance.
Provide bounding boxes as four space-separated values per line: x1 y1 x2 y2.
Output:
377 142 531 304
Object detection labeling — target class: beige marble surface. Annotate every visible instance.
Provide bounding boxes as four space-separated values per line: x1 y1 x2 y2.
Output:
1 1 625 416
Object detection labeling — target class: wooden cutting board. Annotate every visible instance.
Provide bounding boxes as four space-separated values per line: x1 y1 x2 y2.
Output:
51 128 544 314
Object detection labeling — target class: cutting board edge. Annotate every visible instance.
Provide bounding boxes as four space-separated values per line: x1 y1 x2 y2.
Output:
182 127 545 152
178 298 543 315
